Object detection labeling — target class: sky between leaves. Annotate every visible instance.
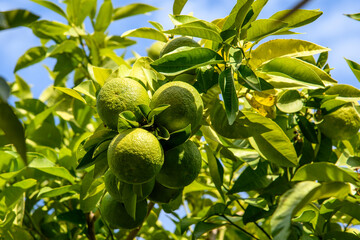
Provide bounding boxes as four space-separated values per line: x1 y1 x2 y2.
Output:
0 0 360 233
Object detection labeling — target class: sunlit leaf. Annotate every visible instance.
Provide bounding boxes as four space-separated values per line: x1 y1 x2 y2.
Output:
122 27 168 42
30 0 67 19
54 86 86 104
14 46 47 72
249 39 330 68
173 0 188 15
345 58 360 82
270 9 322 29
246 19 287 42
94 0 113 32
222 0 254 31
113 3 158 20
345 13 360 21
276 90 303 113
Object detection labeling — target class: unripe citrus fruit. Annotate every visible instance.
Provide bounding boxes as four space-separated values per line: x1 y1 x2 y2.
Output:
147 181 183 204
150 81 203 133
317 103 360 140
160 37 200 57
100 193 147 229
104 169 155 201
147 41 166 60
107 128 164 184
156 140 202 189
96 77 150 130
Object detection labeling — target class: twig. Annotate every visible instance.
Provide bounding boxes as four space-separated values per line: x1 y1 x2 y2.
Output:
236 200 272 240
344 217 354 231
86 212 96 240
221 214 259 240
125 201 155 240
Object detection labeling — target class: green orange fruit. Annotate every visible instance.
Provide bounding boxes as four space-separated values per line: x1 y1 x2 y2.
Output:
147 181 183 204
156 140 202 189
100 193 147 229
150 81 203 133
160 37 200 57
107 128 164 184
96 77 150 130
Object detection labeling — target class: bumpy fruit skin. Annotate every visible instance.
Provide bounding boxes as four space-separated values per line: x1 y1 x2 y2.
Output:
147 41 166 60
104 170 155 201
160 37 200 57
150 81 204 133
108 128 164 184
318 103 360 140
156 140 202 189
96 78 150 130
147 181 183 204
100 193 147 229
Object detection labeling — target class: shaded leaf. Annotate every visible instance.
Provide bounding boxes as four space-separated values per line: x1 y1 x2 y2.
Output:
0 77 10 102
12 74 32 99
113 3 157 20
193 221 225 240
219 68 238 125
0 9 39 30
151 47 224 76
205 145 224 200
222 0 254 31
0 102 27 164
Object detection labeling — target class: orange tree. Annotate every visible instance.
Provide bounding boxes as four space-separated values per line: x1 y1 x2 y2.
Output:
1 0 360 239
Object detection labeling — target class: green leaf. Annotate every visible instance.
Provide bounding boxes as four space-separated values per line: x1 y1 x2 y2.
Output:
173 0 188 15
2 179 37 207
323 232 360 240
244 111 298 167
345 58 360 82
30 0 67 19
122 27 168 42
37 185 76 199
246 19 287 42
297 116 318 144
151 47 224 76
276 90 303 113
66 0 97 26
228 161 272 194
271 181 350 240
210 100 251 139
270 9 322 29
168 14 199 26
33 166 75 183
260 57 325 88
0 77 10 102
238 65 262 91
73 80 96 101
87 64 112 87
121 183 137 220
0 10 39 30
194 66 219 94
193 221 225 240
54 87 86 104
222 0 254 31
242 0 269 29
80 170 104 213
219 68 238 125
94 0 113 32
205 145 224 200
113 3 158 20
325 84 360 100
30 20 70 40
159 124 191 151
57 210 86 225
292 162 360 185
12 74 32 100
163 20 223 42
345 13 360 21
14 46 47 72
0 102 27 164
249 39 330 68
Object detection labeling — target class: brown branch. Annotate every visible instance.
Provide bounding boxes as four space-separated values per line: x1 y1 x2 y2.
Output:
86 212 96 240
125 201 155 240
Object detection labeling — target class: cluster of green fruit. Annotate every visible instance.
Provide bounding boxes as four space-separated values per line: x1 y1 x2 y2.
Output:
95 38 204 230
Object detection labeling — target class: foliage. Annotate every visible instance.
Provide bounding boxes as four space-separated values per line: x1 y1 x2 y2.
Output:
1 1 360 239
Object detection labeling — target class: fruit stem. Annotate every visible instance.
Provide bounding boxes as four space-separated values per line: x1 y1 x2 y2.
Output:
125 201 155 240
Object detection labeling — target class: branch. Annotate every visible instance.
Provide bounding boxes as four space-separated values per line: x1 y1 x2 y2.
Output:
86 212 96 240
125 201 155 240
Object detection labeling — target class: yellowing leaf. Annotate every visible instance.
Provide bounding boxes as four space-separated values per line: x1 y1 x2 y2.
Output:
54 86 86 104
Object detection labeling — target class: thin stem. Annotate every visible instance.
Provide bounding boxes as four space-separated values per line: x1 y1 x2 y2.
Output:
236 200 272 240
125 201 155 240
344 217 354 231
221 215 259 240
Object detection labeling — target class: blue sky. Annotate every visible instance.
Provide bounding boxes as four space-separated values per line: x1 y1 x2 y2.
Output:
1 0 360 98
